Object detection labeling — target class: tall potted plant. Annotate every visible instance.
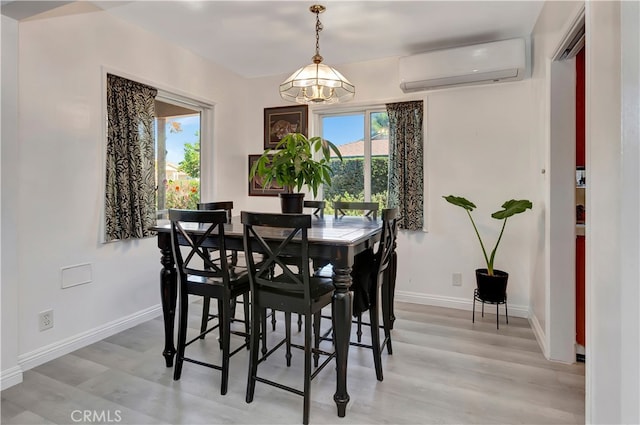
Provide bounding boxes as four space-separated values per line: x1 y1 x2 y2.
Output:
250 132 342 213
443 195 533 302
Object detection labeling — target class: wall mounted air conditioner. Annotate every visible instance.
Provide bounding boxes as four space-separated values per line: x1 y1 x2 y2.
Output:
399 38 527 92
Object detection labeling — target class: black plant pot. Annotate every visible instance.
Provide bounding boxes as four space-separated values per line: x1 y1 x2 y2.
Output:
279 193 304 213
475 268 508 303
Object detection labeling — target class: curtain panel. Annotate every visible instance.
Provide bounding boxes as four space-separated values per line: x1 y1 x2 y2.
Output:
386 100 424 230
105 74 158 242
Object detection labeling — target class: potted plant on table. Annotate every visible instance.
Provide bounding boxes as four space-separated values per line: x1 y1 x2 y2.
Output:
443 195 533 302
250 132 342 213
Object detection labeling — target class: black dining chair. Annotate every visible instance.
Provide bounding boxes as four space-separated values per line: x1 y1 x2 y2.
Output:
242 212 335 425
326 201 380 342
281 200 327 332
197 201 236 340
317 207 398 381
333 200 379 219
169 209 250 395
198 201 273 352
303 200 325 218
360 207 398 381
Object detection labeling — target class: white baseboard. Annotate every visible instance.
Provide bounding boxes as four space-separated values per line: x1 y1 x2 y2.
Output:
15 305 162 376
394 290 530 318
0 366 23 391
528 312 549 358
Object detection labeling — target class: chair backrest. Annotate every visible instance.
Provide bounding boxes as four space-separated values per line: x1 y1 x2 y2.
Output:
333 201 378 219
241 212 312 299
198 201 234 222
374 208 399 281
303 200 325 218
169 209 231 285
197 201 237 263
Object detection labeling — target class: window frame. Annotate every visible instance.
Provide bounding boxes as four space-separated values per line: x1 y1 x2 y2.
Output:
154 94 207 218
155 90 214 204
314 106 388 202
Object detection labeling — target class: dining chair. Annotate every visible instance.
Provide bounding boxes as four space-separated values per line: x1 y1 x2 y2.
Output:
242 212 336 425
328 200 380 341
280 199 327 333
361 207 398 381
333 200 379 219
303 200 325 218
169 209 250 395
317 208 398 381
197 201 236 340
198 202 273 352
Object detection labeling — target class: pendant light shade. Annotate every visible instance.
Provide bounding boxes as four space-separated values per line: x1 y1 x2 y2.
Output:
279 5 355 104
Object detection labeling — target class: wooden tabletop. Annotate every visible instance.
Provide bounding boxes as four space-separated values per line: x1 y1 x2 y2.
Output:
153 215 382 246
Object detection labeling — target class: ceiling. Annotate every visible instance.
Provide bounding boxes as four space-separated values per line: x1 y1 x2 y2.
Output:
3 1 545 79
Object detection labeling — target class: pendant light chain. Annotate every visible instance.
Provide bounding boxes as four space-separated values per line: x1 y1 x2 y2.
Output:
313 7 323 63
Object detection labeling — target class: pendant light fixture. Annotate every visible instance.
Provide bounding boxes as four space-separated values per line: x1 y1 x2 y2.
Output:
279 4 355 104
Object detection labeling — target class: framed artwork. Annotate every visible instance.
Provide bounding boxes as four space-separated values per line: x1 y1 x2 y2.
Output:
248 154 286 196
264 105 308 149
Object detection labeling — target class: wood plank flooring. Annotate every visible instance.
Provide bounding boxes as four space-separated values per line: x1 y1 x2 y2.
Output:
2 302 585 424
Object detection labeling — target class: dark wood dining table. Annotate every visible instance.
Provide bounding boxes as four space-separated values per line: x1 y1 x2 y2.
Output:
152 214 383 417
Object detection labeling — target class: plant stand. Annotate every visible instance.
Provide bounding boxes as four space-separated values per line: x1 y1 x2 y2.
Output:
472 288 508 329
473 268 509 329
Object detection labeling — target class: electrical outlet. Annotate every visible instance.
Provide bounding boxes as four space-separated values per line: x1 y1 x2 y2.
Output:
39 310 54 331
452 272 462 286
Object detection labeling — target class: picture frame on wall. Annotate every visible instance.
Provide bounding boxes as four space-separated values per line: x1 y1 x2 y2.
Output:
264 105 308 149
248 154 286 196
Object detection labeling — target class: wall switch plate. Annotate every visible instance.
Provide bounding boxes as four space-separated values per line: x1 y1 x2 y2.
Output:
452 272 463 286
39 309 54 331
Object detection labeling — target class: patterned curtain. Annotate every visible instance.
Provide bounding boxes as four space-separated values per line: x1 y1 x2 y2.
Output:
104 74 158 242
386 101 424 230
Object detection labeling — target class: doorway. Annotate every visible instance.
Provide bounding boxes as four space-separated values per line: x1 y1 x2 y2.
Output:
547 5 585 363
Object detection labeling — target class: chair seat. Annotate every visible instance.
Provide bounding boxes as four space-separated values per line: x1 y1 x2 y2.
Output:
185 272 250 299
259 276 334 314
267 275 334 300
187 268 249 284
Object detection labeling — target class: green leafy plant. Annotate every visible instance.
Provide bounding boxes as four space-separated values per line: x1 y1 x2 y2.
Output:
443 195 533 275
250 132 343 197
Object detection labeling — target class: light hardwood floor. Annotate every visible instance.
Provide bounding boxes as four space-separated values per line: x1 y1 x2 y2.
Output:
2 302 585 424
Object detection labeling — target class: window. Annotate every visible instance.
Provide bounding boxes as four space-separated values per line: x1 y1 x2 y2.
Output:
154 98 202 218
320 109 389 214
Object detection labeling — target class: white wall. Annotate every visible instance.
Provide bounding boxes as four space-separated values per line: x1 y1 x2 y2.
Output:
1 14 21 390
238 56 538 316
1 3 247 381
619 2 640 421
587 1 640 423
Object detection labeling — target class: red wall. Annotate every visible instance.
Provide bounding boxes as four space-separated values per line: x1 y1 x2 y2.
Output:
576 48 586 347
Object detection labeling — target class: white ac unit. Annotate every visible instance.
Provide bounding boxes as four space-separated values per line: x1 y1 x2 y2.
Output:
399 38 527 92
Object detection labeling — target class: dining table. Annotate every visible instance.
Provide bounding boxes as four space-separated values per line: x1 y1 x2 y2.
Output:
152 214 383 417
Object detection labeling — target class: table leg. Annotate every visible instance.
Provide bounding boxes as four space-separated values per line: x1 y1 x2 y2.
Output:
331 265 353 417
158 232 177 367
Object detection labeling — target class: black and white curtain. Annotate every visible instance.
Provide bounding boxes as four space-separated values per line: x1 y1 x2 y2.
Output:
104 74 157 242
386 100 424 230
